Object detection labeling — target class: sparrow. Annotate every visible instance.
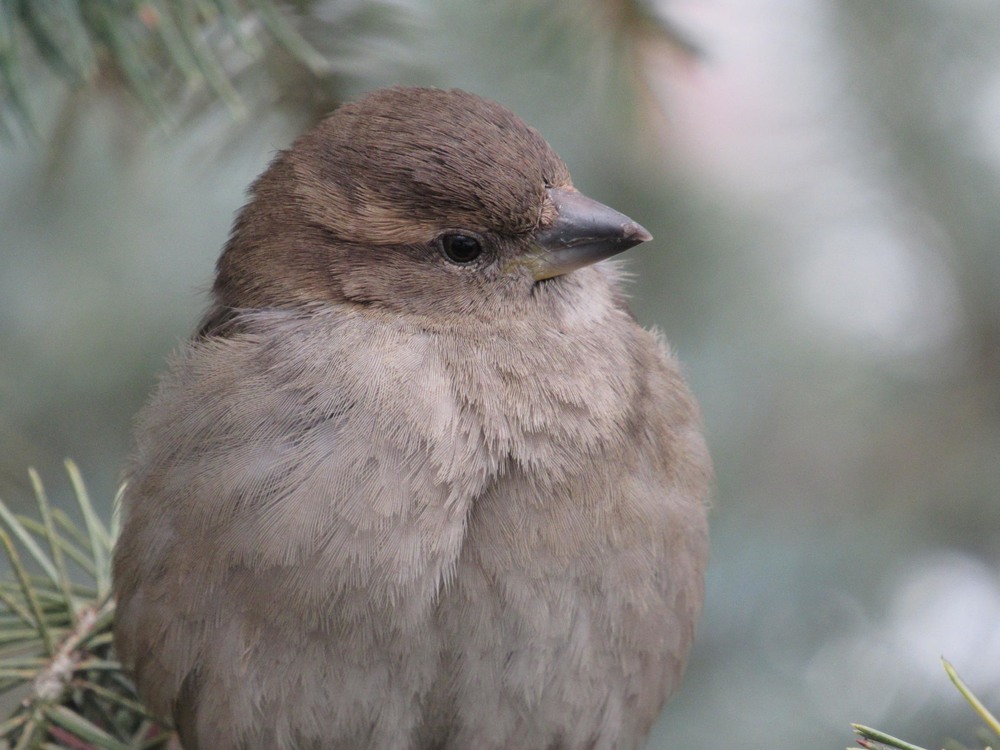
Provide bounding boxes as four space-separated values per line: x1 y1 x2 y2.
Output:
112 86 710 750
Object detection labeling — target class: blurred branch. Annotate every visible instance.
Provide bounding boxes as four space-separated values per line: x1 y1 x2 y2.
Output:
0 0 412 141
611 0 704 60
523 0 703 60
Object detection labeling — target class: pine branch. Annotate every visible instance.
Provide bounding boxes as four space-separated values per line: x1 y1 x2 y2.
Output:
0 461 170 749
850 660 1000 750
0 0 411 139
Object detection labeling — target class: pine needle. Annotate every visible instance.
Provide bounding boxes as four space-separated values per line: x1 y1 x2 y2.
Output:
0 467 171 748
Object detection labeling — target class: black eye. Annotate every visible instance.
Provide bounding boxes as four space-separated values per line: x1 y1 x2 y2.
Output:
439 233 483 264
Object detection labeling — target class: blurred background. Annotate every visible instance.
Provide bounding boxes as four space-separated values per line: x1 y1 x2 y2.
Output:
1 1 998 747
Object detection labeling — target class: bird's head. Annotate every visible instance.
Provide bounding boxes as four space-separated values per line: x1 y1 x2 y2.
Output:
212 87 651 322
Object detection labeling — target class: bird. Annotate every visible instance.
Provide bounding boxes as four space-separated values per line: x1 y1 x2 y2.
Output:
112 86 711 750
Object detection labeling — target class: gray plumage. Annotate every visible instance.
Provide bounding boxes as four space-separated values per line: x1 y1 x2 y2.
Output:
112 87 710 750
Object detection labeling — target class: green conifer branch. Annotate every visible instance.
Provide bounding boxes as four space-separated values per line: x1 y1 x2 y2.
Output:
0 0 401 137
0 461 171 749
850 660 1000 750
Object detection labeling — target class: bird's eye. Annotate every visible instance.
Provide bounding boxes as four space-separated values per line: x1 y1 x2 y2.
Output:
439 233 483 264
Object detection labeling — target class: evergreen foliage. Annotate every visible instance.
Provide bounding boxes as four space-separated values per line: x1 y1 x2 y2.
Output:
0 462 169 748
0 0 402 137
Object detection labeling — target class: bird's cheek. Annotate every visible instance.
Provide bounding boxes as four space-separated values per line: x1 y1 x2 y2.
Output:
501 251 550 281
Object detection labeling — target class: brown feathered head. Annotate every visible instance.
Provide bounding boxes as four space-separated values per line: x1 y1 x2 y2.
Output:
210 87 650 322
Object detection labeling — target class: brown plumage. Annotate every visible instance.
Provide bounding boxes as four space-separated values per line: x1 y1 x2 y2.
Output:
112 86 710 750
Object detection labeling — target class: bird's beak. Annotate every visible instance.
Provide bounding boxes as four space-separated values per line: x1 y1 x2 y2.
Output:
525 188 653 281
